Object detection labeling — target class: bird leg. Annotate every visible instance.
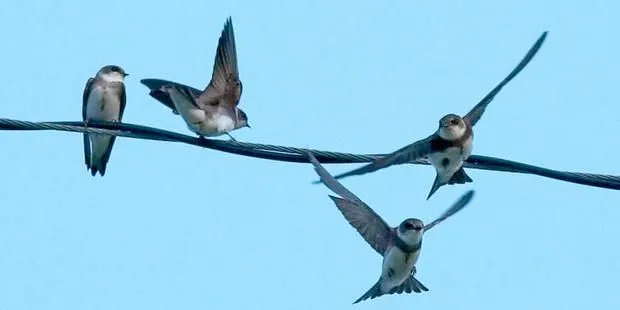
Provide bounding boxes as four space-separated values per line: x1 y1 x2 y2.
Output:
225 133 237 142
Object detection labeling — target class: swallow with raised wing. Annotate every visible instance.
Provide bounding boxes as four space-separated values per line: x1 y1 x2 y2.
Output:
140 17 249 140
308 151 474 304
82 65 128 176
319 31 548 199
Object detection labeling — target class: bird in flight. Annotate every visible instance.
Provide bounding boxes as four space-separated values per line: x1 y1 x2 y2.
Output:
318 31 548 200
308 151 474 304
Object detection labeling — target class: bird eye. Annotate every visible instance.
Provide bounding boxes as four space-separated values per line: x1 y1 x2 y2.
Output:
450 119 460 125
404 222 414 229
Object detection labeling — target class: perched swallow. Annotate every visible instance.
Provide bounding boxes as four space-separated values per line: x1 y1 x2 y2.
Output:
140 17 249 140
321 31 548 199
308 152 474 304
82 65 128 176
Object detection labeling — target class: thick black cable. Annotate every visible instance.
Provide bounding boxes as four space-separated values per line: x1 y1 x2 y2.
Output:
1 118 619 190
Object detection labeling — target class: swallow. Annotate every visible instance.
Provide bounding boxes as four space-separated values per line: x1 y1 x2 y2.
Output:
82 65 128 176
307 151 474 304
318 31 548 199
140 17 249 140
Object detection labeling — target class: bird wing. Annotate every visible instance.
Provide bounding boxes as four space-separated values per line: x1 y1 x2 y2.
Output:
117 82 127 121
82 78 94 121
308 151 393 255
424 190 474 231
464 31 548 126
198 17 242 109
82 77 94 168
327 134 435 182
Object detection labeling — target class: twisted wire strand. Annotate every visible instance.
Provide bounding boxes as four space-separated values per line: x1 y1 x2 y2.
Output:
1 118 619 190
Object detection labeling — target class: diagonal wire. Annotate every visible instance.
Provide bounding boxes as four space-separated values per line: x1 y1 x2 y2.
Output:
1 118 620 190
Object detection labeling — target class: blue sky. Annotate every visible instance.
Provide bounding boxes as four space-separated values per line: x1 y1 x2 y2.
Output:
0 0 618 309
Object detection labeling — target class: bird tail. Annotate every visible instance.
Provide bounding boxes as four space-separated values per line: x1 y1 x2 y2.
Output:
353 276 428 304
84 133 102 176
427 168 473 200
88 158 107 177
83 133 92 170
140 79 180 114
390 275 429 295
85 134 115 177
447 167 473 185
353 279 383 304
427 175 446 200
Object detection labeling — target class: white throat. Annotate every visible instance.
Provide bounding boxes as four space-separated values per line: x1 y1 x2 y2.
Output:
396 229 423 246
98 72 125 83
438 125 466 140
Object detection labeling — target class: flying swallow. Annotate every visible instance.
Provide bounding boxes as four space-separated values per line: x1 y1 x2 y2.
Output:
82 65 128 176
320 31 548 199
140 17 249 140
307 151 474 304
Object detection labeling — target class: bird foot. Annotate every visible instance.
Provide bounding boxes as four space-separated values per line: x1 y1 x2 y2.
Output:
225 133 237 142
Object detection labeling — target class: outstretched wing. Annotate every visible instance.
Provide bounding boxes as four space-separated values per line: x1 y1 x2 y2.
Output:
308 152 394 255
198 17 242 108
424 190 474 231
323 135 435 182
464 31 548 126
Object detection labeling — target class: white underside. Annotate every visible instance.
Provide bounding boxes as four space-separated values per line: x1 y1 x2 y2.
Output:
169 91 235 137
428 137 473 183
85 84 122 161
379 247 420 293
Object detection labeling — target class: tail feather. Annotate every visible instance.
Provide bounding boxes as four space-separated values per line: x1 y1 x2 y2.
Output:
86 134 114 177
447 167 473 185
426 174 445 200
87 156 107 177
150 90 179 114
427 168 473 200
84 132 101 176
353 276 428 304
353 279 382 304
390 275 429 294
83 132 91 169
140 79 202 115
91 160 107 176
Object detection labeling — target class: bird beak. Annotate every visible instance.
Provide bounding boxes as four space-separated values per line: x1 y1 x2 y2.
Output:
245 124 252 129
123 73 130 77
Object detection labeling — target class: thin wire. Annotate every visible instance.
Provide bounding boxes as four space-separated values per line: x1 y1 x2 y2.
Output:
1 118 620 190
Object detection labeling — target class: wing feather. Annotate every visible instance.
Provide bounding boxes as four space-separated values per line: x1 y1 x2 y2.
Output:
308 152 393 255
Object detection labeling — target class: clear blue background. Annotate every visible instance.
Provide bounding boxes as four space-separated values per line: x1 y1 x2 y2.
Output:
0 1 618 309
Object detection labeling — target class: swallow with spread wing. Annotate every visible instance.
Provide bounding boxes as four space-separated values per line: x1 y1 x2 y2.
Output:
320 31 548 199
141 17 249 141
308 151 474 304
